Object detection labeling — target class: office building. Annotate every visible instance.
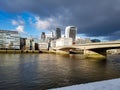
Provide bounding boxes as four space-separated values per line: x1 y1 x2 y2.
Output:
56 28 61 39
39 42 48 50
75 38 92 44
65 26 77 42
55 37 72 47
20 38 26 50
25 38 35 50
0 30 20 49
20 38 35 50
50 31 54 38
41 32 46 41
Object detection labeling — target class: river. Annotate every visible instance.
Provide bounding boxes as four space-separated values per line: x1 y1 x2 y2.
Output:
0 54 120 90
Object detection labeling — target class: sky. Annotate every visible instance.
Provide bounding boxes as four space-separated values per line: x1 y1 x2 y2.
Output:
0 0 120 41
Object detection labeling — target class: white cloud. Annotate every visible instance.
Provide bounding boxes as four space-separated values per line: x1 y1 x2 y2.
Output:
35 16 50 30
31 16 61 31
12 19 25 26
11 18 25 33
12 20 19 25
16 25 25 33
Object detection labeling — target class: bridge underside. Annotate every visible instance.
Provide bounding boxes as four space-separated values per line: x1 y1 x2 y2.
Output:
84 49 107 59
55 46 120 59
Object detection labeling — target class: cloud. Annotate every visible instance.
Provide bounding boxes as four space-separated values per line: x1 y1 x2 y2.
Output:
11 17 25 33
1 0 120 40
31 16 61 31
34 16 50 30
12 20 19 25
16 25 25 33
12 19 24 26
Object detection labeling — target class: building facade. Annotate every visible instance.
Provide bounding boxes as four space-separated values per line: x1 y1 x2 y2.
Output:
39 42 48 50
25 38 35 50
41 32 46 41
56 28 61 39
56 37 72 47
65 26 77 42
20 38 26 50
75 38 92 44
20 38 35 50
0 30 20 49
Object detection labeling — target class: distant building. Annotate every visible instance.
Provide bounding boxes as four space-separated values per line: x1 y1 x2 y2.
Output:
107 49 120 54
76 38 92 44
0 30 20 49
65 26 77 42
50 31 54 38
55 37 72 47
56 28 61 39
51 40 56 47
20 38 35 50
91 39 101 43
39 42 48 50
41 32 46 41
25 38 35 50
20 38 26 50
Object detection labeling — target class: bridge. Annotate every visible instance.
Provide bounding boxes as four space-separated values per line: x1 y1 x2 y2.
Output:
52 41 120 59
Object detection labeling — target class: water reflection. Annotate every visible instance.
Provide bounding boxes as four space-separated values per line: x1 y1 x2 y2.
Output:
0 54 120 90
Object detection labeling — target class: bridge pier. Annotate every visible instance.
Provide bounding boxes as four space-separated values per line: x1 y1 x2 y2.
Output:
50 49 69 55
84 50 106 59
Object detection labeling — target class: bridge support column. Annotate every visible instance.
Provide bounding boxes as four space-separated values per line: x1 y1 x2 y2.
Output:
84 50 106 59
51 49 69 55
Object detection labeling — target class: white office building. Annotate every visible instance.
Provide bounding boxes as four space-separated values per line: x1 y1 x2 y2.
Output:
65 26 77 42
56 37 72 47
39 42 48 50
25 38 35 50
0 30 20 49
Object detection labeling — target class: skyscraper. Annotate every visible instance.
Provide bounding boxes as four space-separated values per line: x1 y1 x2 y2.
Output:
41 32 46 41
56 28 61 39
65 26 77 42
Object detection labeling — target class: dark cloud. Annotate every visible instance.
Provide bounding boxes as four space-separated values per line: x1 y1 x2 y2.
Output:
0 0 120 40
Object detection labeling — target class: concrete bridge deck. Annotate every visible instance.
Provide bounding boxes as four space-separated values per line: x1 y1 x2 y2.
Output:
52 41 120 59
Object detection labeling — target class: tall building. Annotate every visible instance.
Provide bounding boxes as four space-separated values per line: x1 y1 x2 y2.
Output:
41 32 46 41
65 26 77 42
0 30 20 49
56 28 61 39
50 31 54 38
20 38 26 50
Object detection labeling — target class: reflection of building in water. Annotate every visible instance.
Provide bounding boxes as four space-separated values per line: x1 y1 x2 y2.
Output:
0 30 20 49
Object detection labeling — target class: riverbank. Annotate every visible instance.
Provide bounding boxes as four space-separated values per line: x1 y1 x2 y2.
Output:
0 50 48 53
0 50 66 54
51 78 120 90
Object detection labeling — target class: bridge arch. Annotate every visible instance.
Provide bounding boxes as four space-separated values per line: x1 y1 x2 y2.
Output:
53 41 120 59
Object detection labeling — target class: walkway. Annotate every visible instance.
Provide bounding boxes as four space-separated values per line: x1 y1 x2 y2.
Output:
51 78 120 90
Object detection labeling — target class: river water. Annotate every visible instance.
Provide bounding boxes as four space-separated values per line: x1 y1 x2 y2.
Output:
0 54 120 90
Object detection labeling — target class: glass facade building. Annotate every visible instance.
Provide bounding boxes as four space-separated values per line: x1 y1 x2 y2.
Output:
0 30 20 49
65 26 77 42
56 28 61 39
